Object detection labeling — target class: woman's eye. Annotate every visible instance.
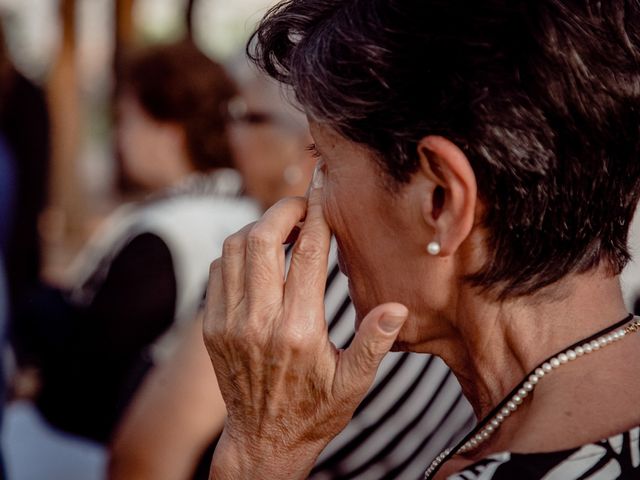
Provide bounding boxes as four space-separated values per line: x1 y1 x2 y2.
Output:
305 143 322 159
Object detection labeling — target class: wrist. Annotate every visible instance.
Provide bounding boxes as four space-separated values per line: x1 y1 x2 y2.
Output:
209 429 325 480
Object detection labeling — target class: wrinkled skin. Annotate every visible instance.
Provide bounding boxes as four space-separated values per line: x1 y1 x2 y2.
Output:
203 166 409 479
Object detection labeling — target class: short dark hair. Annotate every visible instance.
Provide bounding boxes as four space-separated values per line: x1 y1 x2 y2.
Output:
121 41 237 171
249 0 640 298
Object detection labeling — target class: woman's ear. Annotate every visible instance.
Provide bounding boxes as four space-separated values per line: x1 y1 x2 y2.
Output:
417 135 477 256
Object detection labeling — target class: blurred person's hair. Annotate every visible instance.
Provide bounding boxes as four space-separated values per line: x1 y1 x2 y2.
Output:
249 0 640 299
121 41 237 171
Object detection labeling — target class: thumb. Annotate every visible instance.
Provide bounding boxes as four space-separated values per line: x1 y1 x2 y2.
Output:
335 303 409 400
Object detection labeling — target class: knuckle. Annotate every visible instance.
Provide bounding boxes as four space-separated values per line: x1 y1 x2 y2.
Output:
202 314 221 343
270 197 291 211
278 326 312 354
246 300 278 325
222 234 245 257
272 196 305 211
239 322 267 346
246 225 276 252
244 302 279 335
208 258 221 277
292 233 324 263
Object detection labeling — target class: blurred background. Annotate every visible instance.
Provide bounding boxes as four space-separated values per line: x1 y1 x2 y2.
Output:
2 3 640 480
0 1 279 478
0 0 275 281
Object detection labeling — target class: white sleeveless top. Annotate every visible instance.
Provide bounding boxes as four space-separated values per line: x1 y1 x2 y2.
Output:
66 169 261 360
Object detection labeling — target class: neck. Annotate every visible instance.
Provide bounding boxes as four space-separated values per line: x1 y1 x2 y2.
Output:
426 268 629 421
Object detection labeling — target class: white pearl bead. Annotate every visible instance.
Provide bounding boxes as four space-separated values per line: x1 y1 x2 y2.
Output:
507 401 517 411
598 337 608 347
528 374 538 384
518 388 528 397
513 395 522 404
481 431 490 440
606 334 615 343
496 413 504 422
427 241 441 255
575 346 584 356
567 349 577 360
523 382 534 391
583 343 592 353
501 407 511 417
491 419 500 428
542 362 552 373
590 340 600 350
550 358 561 368
558 353 568 363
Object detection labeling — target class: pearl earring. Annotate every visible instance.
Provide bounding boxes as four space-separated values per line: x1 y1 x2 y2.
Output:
427 241 441 256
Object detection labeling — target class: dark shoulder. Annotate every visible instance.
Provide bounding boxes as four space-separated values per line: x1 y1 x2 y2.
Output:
94 232 175 293
116 232 173 265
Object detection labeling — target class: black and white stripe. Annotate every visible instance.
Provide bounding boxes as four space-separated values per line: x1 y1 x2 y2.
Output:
309 242 475 479
448 426 640 479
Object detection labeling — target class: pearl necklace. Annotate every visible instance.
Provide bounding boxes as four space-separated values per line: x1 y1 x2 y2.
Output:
424 314 639 480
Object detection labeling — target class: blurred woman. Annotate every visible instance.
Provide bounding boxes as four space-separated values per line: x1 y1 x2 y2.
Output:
23 41 259 443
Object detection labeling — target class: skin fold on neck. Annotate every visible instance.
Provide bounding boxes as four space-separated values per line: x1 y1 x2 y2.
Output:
422 266 639 458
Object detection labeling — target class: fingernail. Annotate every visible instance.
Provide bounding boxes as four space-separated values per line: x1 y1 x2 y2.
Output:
311 161 325 189
379 312 407 333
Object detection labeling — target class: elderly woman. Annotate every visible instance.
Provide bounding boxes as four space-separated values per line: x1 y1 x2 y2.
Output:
109 62 473 480
203 1 640 479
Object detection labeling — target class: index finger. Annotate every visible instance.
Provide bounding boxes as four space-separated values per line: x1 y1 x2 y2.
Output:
245 197 308 304
285 161 331 309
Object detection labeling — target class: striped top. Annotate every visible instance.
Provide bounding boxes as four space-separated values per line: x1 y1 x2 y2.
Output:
448 426 640 479
309 242 475 479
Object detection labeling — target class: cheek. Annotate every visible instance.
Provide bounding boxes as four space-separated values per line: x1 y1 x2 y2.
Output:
119 128 143 171
321 180 370 276
232 129 289 179
321 174 381 250
321 179 411 318
321 178 350 239
229 129 251 167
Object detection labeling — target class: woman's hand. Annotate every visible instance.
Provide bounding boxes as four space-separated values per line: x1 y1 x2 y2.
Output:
203 168 409 479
